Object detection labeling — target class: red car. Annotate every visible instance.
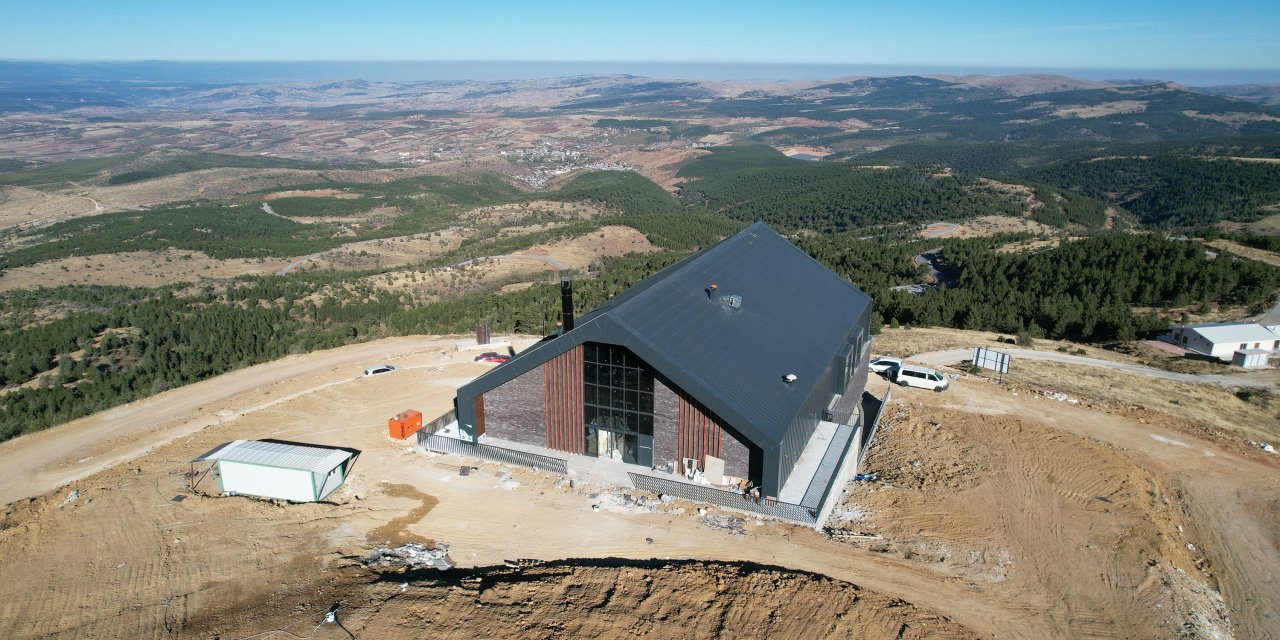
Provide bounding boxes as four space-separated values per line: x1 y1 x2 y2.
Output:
474 352 510 363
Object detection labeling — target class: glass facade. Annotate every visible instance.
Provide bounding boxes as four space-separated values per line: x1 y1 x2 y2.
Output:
583 342 654 466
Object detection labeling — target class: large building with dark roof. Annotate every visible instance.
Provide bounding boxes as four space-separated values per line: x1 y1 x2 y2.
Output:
453 222 872 498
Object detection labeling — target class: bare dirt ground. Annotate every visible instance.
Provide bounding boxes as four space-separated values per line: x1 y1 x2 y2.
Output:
293 227 470 273
777 145 833 158
1 165 455 234
220 560 977 640
0 185 105 232
365 225 658 300
920 215 1057 240
873 327 1280 442
611 147 707 191
1052 100 1148 119
834 383 1249 639
463 200 603 224
1220 213 1280 235
367 260 555 301
1209 239 1280 268
521 224 660 269
873 327 1128 364
0 331 1275 638
0 249 292 290
263 188 362 200
1002 358 1280 443
1184 111 1280 125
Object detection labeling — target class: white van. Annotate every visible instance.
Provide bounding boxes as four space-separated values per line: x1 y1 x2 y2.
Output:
893 364 949 392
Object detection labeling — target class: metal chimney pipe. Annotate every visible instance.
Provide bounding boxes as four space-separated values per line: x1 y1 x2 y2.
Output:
560 278 575 332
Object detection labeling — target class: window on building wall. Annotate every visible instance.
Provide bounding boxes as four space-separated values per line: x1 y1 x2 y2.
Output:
584 343 654 432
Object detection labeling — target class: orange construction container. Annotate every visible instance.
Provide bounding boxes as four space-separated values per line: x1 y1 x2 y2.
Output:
388 409 423 439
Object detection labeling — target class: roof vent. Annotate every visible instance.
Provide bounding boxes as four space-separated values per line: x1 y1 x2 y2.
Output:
726 294 742 309
784 373 797 384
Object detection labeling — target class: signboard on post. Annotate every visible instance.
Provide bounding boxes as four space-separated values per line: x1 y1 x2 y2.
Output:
973 346 1011 382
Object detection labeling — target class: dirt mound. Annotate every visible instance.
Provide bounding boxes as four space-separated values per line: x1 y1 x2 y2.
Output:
186 560 979 640
831 402 1233 639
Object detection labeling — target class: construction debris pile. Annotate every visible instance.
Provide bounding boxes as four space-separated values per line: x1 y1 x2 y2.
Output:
592 490 662 514
1039 389 1080 404
362 542 454 571
1245 439 1277 454
699 514 746 535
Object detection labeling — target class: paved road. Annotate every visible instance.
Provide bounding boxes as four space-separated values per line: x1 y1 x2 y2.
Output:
909 347 1279 389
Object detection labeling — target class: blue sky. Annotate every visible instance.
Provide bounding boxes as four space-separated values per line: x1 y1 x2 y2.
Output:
2 0 1277 71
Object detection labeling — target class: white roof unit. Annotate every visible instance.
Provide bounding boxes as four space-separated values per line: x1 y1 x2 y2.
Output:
195 439 352 473
1183 323 1278 345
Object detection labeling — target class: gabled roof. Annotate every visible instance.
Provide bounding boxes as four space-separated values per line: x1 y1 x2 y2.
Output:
1183 322 1278 344
463 222 872 449
194 439 352 473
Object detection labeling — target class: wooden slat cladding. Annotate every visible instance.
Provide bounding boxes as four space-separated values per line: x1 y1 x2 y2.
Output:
474 396 485 437
677 392 723 475
543 346 585 455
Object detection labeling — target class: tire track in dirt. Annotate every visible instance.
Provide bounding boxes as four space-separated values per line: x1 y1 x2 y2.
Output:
837 404 1227 639
878 376 1275 638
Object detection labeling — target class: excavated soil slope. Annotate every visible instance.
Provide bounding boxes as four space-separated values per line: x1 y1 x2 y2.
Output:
185 560 979 640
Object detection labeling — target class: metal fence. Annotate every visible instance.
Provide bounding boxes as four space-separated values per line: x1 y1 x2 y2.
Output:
858 386 892 465
627 472 819 525
805 423 860 524
417 433 569 474
423 408 456 436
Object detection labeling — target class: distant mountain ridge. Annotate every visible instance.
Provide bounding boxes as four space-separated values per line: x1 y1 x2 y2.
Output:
1195 83 1280 106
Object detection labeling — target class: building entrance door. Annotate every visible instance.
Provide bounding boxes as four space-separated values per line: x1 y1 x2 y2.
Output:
584 426 653 467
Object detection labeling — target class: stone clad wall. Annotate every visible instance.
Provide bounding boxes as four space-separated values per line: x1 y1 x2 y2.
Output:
481 365 546 447
652 378 680 469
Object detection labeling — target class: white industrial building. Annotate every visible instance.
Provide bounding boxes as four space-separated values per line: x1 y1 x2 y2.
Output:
191 440 355 502
1170 322 1279 364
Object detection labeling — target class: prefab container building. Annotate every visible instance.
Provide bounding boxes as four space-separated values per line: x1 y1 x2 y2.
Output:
192 440 355 502
1233 348 1270 369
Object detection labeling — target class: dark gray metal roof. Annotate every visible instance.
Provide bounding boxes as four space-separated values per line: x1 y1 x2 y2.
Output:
585 222 870 443
459 222 872 451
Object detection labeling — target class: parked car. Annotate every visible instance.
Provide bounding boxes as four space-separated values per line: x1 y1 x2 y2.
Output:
473 352 501 361
868 356 903 375
475 353 510 364
363 364 399 376
893 364 949 392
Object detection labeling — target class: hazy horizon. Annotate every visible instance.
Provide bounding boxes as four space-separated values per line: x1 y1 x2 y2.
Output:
4 59 1279 87
5 1 1278 86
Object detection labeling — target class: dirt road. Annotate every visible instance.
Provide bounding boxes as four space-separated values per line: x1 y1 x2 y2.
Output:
0 336 530 505
910 347 1280 389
